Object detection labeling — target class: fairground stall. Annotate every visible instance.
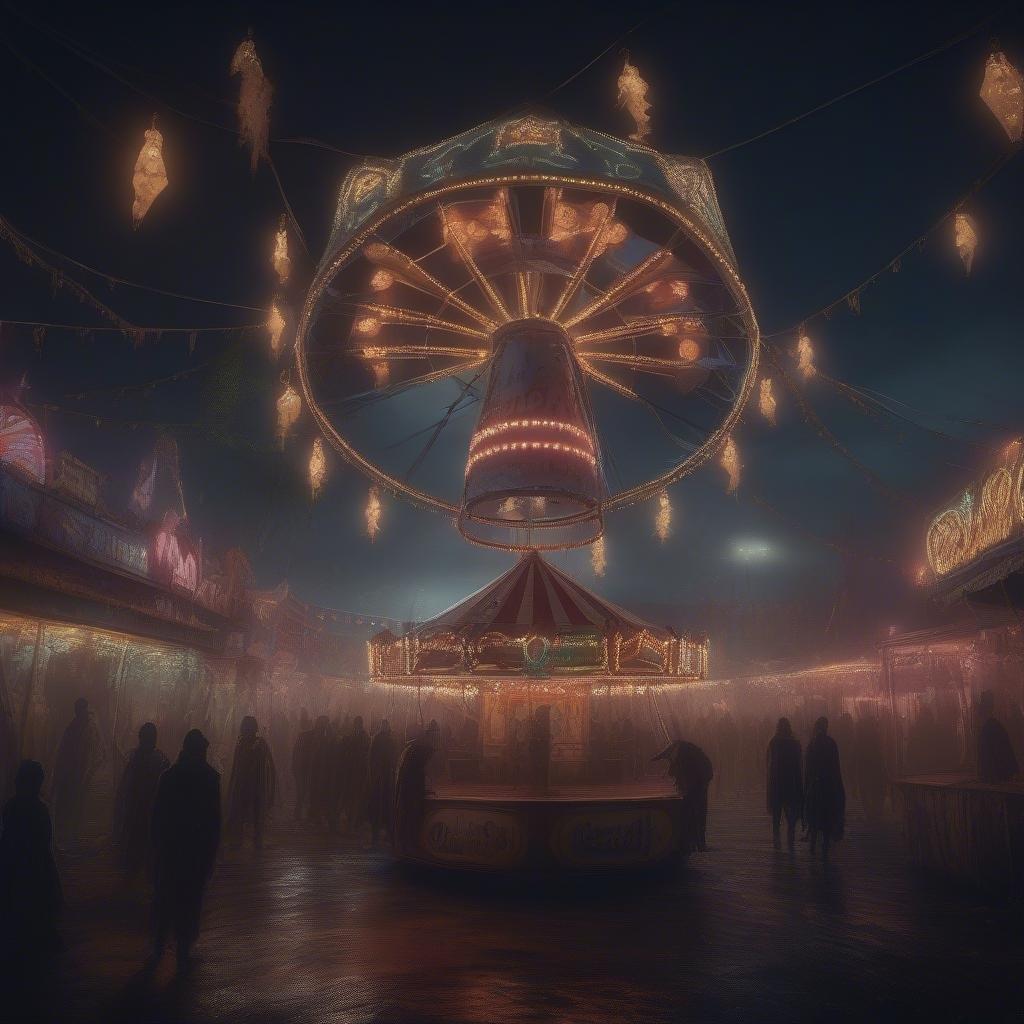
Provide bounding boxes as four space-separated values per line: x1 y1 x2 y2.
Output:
369 552 708 871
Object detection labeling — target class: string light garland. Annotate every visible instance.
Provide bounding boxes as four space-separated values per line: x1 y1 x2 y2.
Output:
365 486 382 541
131 119 168 227
616 57 652 141
309 437 326 499
720 436 740 493
230 36 273 173
273 216 290 284
276 382 301 445
655 489 672 542
980 49 1023 142
267 301 285 356
759 377 777 425
591 534 607 576
954 211 978 274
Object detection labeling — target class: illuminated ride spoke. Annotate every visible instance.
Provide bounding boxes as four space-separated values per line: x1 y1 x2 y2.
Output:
439 205 513 324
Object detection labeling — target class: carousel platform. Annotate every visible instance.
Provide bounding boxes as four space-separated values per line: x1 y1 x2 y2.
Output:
401 780 690 872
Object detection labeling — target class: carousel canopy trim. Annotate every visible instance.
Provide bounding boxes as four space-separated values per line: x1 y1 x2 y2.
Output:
369 552 708 683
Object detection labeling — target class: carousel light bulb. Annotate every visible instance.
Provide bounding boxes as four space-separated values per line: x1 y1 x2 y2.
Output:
276 384 301 444
591 535 606 576
370 269 394 292
230 37 273 173
273 219 291 284
356 317 381 336
980 50 1024 142
309 438 326 499
759 377 777 425
267 302 286 357
365 486 382 541
678 338 701 362
655 489 672 542
131 122 168 227
796 331 816 379
954 211 978 274
721 436 740 493
617 58 652 142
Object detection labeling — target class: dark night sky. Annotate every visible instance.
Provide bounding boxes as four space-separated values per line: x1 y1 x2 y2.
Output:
2 0 1023 629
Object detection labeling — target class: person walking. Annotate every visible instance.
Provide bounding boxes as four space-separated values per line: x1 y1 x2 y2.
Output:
52 697 104 847
225 716 276 849
766 717 802 851
345 716 370 832
291 710 313 822
148 729 221 973
804 717 845 862
113 722 169 877
653 739 714 852
367 719 397 845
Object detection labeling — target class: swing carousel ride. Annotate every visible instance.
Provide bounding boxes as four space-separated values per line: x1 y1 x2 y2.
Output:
293 110 761 870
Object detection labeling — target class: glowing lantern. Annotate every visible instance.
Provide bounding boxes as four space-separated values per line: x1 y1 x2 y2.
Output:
678 338 701 362
267 301 286 356
954 212 978 274
365 486 382 541
796 331 815 379
230 37 273 173
370 270 394 292
131 121 168 227
309 438 326 499
617 58 652 142
759 377 777 425
591 534 606 576
655 489 672 542
273 218 291 284
720 436 740 493
276 384 301 444
980 50 1023 142
355 317 381 337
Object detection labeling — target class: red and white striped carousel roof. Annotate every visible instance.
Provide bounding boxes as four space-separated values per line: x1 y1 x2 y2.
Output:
409 551 670 640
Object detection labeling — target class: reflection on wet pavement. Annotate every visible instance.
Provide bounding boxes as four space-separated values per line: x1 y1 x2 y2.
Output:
24 805 1024 1023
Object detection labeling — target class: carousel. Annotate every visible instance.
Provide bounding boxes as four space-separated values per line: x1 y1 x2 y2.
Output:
292 110 760 870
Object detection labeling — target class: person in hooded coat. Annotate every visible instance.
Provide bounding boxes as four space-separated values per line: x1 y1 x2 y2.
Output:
654 739 714 852
367 719 397 844
766 717 803 851
52 697 105 846
307 715 334 826
149 729 220 972
0 760 61 961
393 733 435 857
113 722 169 877
345 716 370 831
226 716 276 848
976 690 1020 784
804 716 845 861
291 709 313 821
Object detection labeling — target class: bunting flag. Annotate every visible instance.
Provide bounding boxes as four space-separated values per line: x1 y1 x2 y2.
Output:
954 211 978 274
131 121 168 227
980 50 1024 142
230 36 273 172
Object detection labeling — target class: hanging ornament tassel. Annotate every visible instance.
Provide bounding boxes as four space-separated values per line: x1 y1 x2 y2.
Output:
365 486 382 541
796 330 816 379
132 118 168 227
267 301 285 356
954 211 978 274
309 438 327 499
655 490 672 543
273 216 291 284
591 535 607 577
230 35 273 173
980 50 1023 142
759 377 777 425
721 436 740 494
617 57 652 142
276 382 301 446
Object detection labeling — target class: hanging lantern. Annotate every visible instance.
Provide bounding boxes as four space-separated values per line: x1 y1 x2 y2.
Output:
720 436 740 494
796 331 816 379
954 211 978 274
230 36 273 173
267 301 285 356
759 377 777 425
131 119 168 227
655 489 672 543
273 216 291 284
617 58 652 142
980 50 1023 142
365 486 382 541
276 383 301 445
591 534 606 576
309 438 326 499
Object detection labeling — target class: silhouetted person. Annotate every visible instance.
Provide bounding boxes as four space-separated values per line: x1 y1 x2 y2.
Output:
113 722 169 877
394 733 435 856
766 717 803 851
804 717 845 861
52 697 104 846
367 719 397 844
977 691 1019 784
528 707 551 793
854 713 887 822
307 716 333 825
654 739 713 852
345 716 370 831
149 729 220 973
291 710 313 821
0 760 61 961
226 716 276 848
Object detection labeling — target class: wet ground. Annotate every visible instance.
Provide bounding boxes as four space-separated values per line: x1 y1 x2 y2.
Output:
10 803 1024 1023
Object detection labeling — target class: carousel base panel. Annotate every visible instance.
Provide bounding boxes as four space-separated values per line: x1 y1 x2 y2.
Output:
402 781 690 872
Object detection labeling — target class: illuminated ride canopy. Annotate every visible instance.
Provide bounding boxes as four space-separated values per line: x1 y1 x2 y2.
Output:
295 114 760 550
369 551 708 687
